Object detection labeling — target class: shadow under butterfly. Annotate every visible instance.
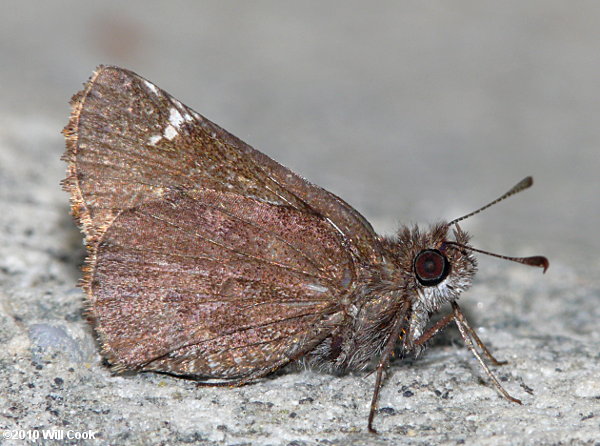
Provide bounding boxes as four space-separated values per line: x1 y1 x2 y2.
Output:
62 66 548 433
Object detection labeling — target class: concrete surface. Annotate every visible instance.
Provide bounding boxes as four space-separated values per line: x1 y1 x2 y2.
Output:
1 1 598 445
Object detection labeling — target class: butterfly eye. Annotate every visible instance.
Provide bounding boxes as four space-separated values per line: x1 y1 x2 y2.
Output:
414 249 450 286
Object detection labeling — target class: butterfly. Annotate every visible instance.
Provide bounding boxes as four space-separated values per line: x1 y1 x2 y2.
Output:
63 66 548 432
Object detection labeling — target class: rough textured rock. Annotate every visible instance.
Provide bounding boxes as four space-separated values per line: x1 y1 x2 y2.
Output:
0 1 598 444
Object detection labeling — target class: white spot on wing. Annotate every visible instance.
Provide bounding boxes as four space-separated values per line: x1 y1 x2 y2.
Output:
143 80 159 95
306 283 329 293
169 108 185 129
164 125 177 140
148 134 162 145
168 98 195 122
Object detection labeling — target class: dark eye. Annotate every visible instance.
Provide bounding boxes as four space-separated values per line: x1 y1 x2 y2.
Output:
414 249 450 286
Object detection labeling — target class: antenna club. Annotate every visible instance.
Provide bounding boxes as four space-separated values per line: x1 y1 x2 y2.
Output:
446 241 549 272
448 176 535 226
530 255 549 273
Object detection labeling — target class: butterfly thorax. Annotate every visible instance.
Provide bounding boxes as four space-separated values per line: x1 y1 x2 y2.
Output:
304 222 477 373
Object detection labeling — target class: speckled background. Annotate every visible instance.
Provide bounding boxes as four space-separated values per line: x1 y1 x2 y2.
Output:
1 1 598 445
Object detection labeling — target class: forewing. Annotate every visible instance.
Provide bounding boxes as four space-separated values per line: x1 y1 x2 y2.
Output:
89 190 352 378
63 65 383 262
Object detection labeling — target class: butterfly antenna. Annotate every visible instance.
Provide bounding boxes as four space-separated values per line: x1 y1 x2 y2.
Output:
445 176 548 272
448 176 533 226
445 241 549 272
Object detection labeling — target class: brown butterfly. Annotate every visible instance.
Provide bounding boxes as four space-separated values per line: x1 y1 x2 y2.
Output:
62 66 548 432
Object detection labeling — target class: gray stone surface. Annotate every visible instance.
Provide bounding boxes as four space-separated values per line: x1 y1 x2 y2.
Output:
1 1 598 445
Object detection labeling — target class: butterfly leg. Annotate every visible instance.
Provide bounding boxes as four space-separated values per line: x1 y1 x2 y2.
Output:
414 309 507 366
451 304 508 366
368 308 409 434
413 313 455 347
451 302 521 404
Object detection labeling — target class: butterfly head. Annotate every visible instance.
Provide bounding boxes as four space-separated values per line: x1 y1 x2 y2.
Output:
394 222 477 313
391 177 549 313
